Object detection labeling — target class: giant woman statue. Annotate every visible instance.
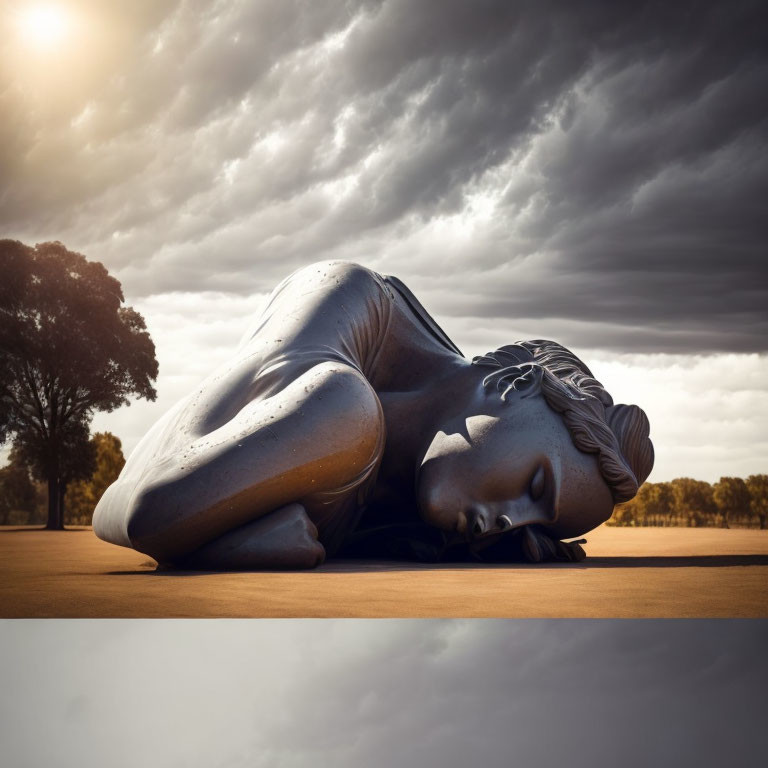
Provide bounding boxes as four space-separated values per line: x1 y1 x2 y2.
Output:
94 261 653 569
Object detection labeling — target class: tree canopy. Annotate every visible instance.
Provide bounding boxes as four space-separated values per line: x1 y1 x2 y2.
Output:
0 240 157 528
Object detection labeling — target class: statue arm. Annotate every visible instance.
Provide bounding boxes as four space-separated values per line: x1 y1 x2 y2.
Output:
172 502 326 570
120 361 384 565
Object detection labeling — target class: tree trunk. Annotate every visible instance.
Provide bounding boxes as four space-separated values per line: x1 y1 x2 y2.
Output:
59 482 67 527
46 473 64 530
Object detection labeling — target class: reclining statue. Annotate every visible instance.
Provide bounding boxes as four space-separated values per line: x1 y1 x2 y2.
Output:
93 261 653 569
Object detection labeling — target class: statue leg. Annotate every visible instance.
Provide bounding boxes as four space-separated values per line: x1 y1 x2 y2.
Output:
168 503 325 570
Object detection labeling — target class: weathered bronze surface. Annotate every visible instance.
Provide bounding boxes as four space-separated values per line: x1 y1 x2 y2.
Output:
93 262 653 569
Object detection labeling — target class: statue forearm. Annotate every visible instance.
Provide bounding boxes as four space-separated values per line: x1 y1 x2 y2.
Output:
170 503 326 570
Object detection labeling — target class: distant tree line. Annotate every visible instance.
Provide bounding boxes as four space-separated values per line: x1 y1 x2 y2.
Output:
609 476 768 529
0 431 125 526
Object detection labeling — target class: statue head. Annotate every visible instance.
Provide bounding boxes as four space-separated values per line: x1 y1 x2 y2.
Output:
416 339 654 543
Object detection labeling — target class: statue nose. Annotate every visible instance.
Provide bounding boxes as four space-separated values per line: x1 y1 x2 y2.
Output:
466 505 512 540
498 497 556 530
466 498 555 541
466 506 490 539
497 514 513 531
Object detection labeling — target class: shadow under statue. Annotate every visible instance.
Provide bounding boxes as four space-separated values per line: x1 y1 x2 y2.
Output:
93 262 654 569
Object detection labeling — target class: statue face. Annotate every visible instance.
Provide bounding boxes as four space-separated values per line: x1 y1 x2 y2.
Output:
416 389 615 542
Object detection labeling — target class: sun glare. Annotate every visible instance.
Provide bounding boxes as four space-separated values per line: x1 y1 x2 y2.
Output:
16 3 71 49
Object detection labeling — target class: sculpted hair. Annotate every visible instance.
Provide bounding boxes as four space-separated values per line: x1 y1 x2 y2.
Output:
472 340 654 504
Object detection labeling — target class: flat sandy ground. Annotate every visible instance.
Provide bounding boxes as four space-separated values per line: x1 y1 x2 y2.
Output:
1 525 767 617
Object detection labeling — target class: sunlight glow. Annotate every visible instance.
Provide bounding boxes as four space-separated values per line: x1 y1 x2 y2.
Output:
16 3 71 49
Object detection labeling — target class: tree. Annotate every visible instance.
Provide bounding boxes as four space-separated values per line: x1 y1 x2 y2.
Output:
66 432 126 525
713 477 750 529
746 474 768 530
610 499 637 526
0 240 157 529
639 482 674 525
670 478 715 526
0 444 38 525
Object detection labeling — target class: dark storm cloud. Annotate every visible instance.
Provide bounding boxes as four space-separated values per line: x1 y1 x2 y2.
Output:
1 0 766 352
1 620 766 767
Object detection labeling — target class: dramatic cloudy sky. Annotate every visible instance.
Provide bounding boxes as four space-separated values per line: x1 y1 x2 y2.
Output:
1 619 765 767
2 0 767 480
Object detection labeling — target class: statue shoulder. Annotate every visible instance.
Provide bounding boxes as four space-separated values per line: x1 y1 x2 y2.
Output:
283 259 380 285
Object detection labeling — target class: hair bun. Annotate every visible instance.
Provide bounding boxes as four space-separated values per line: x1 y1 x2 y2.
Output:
606 404 654 490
